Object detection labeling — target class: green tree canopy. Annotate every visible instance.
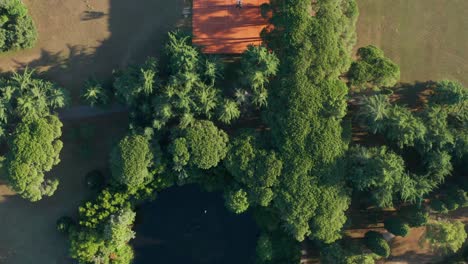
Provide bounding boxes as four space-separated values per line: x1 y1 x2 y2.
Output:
224 188 249 214
364 231 390 258
110 134 154 192
384 217 410 237
177 120 228 170
423 220 467 254
5 115 62 201
348 45 400 89
347 145 408 207
70 208 136 264
224 132 282 207
0 0 37 52
239 45 279 107
308 184 350 243
261 0 358 242
0 69 68 130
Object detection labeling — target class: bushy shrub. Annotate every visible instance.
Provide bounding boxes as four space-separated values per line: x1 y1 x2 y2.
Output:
224 188 249 214
424 220 467 254
348 45 400 89
401 205 429 227
384 217 410 237
364 231 390 258
0 0 37 52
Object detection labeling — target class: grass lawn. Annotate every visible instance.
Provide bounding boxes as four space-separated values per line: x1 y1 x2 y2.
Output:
356 0 468 86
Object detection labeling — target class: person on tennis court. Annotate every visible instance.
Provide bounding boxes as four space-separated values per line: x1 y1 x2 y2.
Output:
236 0 243 9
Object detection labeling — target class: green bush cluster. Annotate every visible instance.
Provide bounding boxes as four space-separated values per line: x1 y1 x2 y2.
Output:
400 205 429 227
424 220 467 254
348 45 400 89
0 0 37 52
364 231 390 258
0 70 68 202
384 217 410 237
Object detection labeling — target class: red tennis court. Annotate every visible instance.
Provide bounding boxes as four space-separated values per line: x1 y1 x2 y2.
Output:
193 0 268 54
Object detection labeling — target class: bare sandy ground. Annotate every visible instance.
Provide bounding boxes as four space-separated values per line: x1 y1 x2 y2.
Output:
0 0 183 263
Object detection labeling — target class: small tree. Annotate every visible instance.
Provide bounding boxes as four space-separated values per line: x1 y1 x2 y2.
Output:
429 80 467 109
384 217 410 237
82 78 109 107
423 220 467 254
349 45 400 89
224 188 249 214
256 234 273 263
364 231 390 258
0 0 37 52
400 205 429 227
217 99 240 124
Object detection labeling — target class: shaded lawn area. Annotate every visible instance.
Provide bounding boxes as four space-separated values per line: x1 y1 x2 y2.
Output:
0 114 128 264
356 0 468 87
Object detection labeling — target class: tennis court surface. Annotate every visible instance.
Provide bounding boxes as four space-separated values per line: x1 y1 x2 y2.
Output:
193 0 268 54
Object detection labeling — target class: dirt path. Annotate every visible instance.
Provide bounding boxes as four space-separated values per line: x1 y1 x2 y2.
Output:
0 0 183 263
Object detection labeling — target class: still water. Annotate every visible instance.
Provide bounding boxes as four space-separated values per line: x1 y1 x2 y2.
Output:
133 185 259 264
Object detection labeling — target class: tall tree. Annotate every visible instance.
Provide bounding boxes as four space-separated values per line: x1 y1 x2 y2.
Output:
110 134 154 192
174 120 228 170
5 115 62 201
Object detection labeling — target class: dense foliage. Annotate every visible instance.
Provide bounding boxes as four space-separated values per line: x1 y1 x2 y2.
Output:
423 220 467 254
6 115 62 201
260 0 358 242
0 0 37 52
364 231 390 258
0 69 67 201
110 134 154 192
348 45 400 89
384 217 410 237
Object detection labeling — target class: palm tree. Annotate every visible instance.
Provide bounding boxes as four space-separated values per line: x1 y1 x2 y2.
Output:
193 83 218 118
202 58 223 86
358 94 390 133
252 89 268 108
16 94 38 120
234 88 249 105
218 99 240 124
47 87 68 109
82 80 106 107
11 68 34 91
140 68 156 95
179 112 195 128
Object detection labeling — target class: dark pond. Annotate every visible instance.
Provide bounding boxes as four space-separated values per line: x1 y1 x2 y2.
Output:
132 185 259 264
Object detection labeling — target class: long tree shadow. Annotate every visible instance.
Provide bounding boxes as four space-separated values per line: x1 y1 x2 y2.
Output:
10 0 185 103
